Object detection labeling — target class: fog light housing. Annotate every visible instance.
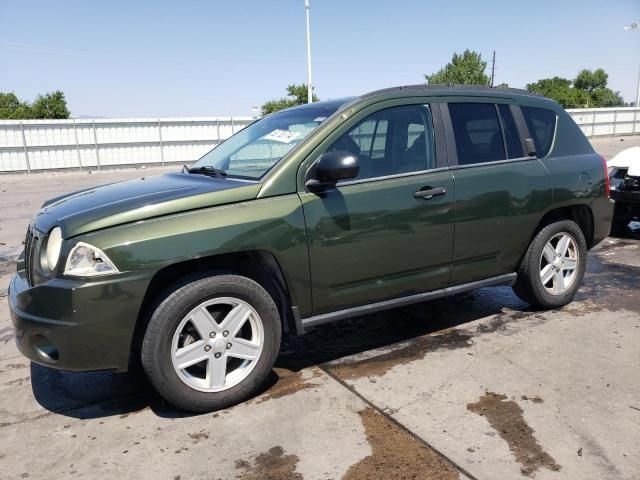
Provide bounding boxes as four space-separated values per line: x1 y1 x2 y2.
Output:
32 334 59 362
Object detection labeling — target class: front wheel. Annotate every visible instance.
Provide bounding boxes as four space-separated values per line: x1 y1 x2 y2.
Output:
141 274 281 412
513 220 587 309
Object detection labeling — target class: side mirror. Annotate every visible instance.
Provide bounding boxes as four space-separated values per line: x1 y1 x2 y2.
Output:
306 151 360 191
524 137 537 157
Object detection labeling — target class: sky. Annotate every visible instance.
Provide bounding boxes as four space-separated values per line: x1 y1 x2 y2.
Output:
1 0 639 118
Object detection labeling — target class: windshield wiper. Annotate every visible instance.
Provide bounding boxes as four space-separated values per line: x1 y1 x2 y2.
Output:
184 165 228 178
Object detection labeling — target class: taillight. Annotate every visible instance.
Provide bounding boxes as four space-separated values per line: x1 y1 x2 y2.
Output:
600 154 610 198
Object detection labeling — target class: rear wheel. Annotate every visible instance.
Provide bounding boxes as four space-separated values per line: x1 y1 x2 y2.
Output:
513 220 587 309
141 274 281 412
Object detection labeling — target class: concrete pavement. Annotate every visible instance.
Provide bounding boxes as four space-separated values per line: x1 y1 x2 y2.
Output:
0 137 638 479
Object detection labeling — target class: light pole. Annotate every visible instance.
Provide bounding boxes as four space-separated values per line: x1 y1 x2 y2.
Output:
624 22 640 107
304 0 313 103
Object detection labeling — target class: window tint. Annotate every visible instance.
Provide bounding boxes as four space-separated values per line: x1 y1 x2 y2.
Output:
521 106 556 157
448 103 505 165
327 105 435 181
497 104 524 159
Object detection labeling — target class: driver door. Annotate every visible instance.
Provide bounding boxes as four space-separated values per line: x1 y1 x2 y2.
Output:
299 103 455 314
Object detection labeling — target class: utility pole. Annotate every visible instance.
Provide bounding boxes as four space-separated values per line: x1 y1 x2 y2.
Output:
490 50 496 87
304 0 313 103
624 22 640 107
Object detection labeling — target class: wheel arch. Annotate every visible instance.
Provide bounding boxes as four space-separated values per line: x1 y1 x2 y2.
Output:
131 250 297 356
532 204 595 249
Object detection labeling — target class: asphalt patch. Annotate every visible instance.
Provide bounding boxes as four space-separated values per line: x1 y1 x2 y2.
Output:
343 407 459 480
234 446 302 480
467 392 560 476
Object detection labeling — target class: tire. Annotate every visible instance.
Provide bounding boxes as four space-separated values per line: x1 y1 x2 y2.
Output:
141 274 281 412
513 220 587 309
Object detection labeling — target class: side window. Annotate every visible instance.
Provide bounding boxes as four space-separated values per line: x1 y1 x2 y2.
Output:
448 103 505 165
348 118 388 160
497 104 524 159
327 105 435 181
521 106 557 157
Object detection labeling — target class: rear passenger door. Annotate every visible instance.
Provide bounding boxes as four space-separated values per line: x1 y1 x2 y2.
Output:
443 100 553 284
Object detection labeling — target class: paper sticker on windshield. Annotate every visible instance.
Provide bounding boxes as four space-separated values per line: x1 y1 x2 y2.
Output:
314 116 327 122
262 129 301 143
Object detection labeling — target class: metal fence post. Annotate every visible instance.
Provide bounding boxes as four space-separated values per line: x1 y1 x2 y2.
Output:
230 116 235 135
612 109 617 136
19 122 31 174
92 120 101 170
216 119 221 145
157 119 165 166
591 111 597 137
73 120 82 170
634 108 638 136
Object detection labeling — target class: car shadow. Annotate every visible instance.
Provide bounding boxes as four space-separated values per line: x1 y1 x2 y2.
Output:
30 285 528 420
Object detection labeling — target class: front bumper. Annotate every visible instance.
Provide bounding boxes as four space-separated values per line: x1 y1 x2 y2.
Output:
8 269 153 372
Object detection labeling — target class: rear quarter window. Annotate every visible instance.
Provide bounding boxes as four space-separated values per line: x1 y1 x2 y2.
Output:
522 106 557 157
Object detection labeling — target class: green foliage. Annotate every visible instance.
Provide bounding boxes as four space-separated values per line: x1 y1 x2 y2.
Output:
425 50 490 86
0 90 70 119
527 69 623 108
261 84 319 115
573 69 608 93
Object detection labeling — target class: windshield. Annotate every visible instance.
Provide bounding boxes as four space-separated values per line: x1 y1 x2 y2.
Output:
190 104 340 179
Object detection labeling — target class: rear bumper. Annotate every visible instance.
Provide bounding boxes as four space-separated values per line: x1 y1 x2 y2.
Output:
590 196 614 246
8 269 153 372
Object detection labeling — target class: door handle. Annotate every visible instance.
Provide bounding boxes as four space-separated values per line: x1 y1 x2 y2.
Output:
414 186 446 200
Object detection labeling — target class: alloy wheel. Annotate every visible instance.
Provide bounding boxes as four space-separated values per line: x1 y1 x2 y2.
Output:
539 232 579 295
170 297 264 392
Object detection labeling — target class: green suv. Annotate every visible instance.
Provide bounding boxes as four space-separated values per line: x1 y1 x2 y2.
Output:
9 85 612 412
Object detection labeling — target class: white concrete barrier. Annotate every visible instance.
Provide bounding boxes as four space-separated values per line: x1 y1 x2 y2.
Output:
1 108 638 172
0 117 253 173
566 107 640 138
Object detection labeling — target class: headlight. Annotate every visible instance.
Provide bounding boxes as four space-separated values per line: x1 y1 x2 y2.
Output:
44 227 63 271
64 242 119 277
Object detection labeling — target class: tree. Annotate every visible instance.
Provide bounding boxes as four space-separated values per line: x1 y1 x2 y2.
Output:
0 90 70 119
31 91 70 119
526 77 588 108
0 93 32 119
425 50 490 86
527 69 624 108
573 69 608 93
261 84 319 115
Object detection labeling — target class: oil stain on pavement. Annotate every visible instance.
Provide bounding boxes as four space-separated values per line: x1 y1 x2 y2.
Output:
327 329 473 380
234 446 303 480
467 392 560 476
253 368 322 404
343 407 459 480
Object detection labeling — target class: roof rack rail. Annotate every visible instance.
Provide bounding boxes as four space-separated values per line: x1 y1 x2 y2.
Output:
361 84 543 98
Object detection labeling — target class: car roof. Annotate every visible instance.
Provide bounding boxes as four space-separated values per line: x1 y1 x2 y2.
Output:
361 84 544 100
281 84 553 116
286 97 358 111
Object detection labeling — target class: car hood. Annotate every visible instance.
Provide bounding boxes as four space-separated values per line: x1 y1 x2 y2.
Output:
34 172 261 238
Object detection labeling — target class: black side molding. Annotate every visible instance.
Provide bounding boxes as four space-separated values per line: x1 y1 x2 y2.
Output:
293 273 517 335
